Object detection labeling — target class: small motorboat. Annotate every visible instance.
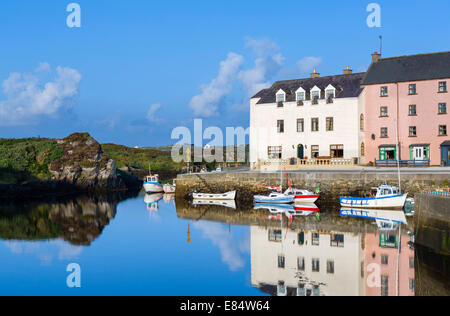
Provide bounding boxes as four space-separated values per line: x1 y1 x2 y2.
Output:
340 185 407 209
163 179 177 194
288 189 320 203
192 191 236 200
192 199 236 209
143 174 164 193
254 191 294 204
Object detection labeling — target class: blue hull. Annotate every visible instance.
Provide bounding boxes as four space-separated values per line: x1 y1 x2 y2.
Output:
254 196 294 204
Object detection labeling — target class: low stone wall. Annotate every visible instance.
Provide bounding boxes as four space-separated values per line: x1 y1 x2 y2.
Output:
176 170 449 203
414 193 450 255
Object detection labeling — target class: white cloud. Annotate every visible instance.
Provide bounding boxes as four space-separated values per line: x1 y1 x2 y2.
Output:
0 63 82 126
147 103 162 123
238 38 285 97
193 221 246 271
189 52 244 117
297 56 322 74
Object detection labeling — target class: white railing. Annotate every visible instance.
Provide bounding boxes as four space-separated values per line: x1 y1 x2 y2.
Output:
257 158 359 170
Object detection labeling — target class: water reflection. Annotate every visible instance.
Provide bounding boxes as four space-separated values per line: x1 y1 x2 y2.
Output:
0 192 444 296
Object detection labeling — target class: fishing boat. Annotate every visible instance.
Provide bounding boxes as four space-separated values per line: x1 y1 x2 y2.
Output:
192 191 236 200
340 185 408 209
143 174 164 193
192 199 236 209
163 179 177 193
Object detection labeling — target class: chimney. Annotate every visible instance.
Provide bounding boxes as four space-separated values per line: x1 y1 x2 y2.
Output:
343 65 353 75
371 51 381 63
310 68 320 78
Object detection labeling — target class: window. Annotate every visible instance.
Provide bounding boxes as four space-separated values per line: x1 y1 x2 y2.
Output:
409 126 417 137
277 120 284 133
381 255 389 265
410 257 414 269
311 91 320 104
326 117 334 131
269 229 282 242
330 234 344 247
296 91 305 101
312 259 320 272
409 279 415 292
268 146 282 159
330 145 344 158
311 118 319 132
276 93 285 103
278 281 286 295
439 103 447 114
326 89 334 103
439 81 447 93
381 127 388 138
311 145 319 159
312 232 320 246
409 84 417 95
380 86 388 97
409 105 417 116
297 257 305 271
327 260 335 274
380 107 388 117
381 276 389 296
439 125 447 136
361 142 365 156
297 119 304 132
298 232 305 245
278 255 285 269
360 114 364 131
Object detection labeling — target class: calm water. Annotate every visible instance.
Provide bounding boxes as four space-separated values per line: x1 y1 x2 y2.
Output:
0 192 447 296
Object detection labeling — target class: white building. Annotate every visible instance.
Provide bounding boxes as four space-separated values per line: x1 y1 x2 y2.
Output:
249 68 366 170
250 225 366 296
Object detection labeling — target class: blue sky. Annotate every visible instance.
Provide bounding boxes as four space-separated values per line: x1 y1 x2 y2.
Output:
0 0 449 146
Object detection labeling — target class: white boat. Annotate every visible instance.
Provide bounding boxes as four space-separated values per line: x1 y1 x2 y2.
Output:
340 185 408 209
192 199 236 209
163 179 177 193
192 191 236 200
288 189 320 203
254 191 294 204
143 174 164 193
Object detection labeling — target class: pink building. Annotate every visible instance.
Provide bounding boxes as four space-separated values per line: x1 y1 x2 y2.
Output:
365 232 415 296
361 52 450 166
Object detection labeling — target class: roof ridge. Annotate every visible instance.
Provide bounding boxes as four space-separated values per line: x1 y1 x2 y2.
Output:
379 50 450 61
273 72 365 85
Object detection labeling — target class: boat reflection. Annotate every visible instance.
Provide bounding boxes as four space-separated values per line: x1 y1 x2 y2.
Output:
340 208 407 231
144 193 164 211
192 199 237 210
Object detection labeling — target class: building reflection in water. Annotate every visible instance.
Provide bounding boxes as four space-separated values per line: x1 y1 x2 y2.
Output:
249 208 415 296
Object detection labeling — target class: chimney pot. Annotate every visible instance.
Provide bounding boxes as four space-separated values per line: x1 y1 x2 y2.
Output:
310 68 320 78
372 51 381 63
343 65 353 75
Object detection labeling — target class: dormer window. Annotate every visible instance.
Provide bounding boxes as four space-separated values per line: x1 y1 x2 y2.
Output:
276 90 286 107
325 84 336 104
296 87 305 106
311 86 321 104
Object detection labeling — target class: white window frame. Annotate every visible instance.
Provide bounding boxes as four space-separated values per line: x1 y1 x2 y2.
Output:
296 87 306 101
276 89 286 103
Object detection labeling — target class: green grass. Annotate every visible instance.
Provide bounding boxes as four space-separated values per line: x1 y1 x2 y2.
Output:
102 143 182 170
0 138 64 184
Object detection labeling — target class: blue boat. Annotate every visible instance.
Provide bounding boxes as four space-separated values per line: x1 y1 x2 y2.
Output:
254 192 294 204
340 185 408 209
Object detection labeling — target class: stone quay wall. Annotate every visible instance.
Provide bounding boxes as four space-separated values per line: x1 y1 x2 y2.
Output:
176 170 449 204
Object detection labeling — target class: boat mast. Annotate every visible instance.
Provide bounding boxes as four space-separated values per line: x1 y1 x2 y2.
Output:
394 119 402 193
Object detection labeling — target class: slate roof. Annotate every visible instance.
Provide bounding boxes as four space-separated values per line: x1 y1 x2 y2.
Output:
441 140 450 147
361 51 450 85
252 73 365 104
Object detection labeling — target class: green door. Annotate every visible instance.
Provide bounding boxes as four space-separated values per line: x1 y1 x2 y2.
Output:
297 145 304 159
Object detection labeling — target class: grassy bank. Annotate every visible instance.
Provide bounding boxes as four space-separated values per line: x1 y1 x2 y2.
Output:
0 138 64 184
102 143 182 171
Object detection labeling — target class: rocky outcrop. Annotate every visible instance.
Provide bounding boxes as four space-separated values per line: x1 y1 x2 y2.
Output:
49 133 122 190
